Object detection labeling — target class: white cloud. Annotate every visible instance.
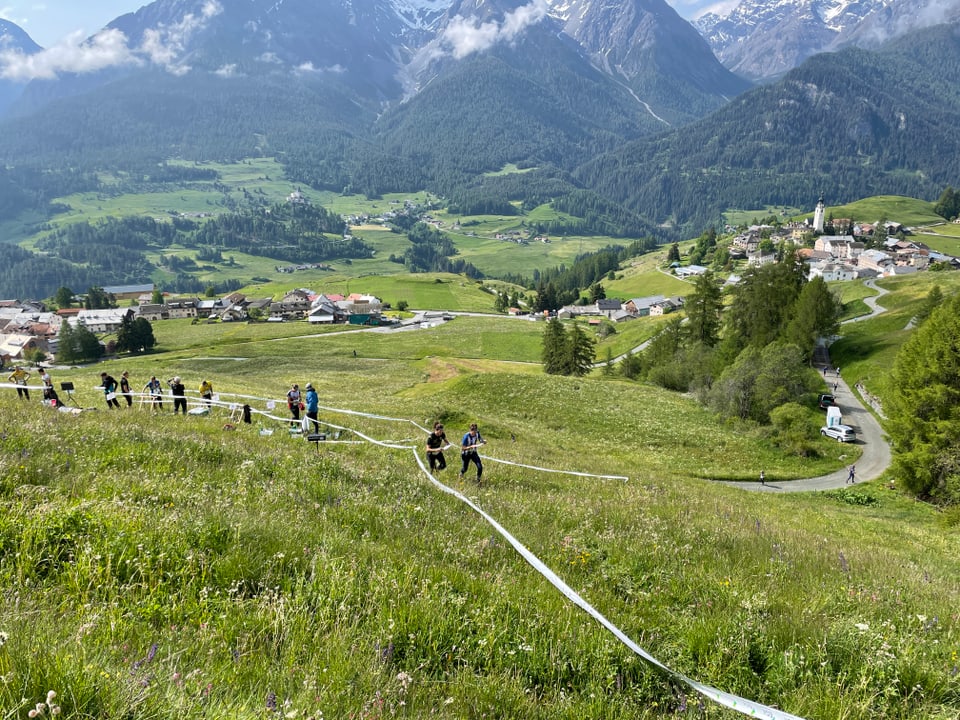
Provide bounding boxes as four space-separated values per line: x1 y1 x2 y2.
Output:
137 0 223 71
258 51 281 64
295 61 346 75
0 28 138 80
0 0 224 80
440 0 548 59
214 62 239 77
687 0 740 20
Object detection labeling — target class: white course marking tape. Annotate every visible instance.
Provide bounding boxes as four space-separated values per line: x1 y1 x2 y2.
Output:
10 380 799 715
412 451 806 720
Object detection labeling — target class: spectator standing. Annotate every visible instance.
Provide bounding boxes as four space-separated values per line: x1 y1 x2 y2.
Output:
145 376 163 409
168 376 187 415
100 372 121 409
8 366 30 400
120 371 133 407
287 384 302 424
304 383 319 433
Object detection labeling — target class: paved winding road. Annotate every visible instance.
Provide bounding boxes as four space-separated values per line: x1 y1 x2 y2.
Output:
724 279 893 493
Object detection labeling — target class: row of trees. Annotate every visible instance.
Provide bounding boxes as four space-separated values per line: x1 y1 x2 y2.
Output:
615 251 842 428
887 286 957 504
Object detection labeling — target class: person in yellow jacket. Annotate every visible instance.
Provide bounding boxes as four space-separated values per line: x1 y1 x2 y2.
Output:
199 379 214 407
8 366 30 400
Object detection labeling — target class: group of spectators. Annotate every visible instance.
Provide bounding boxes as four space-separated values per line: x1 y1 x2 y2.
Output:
9 365 487 482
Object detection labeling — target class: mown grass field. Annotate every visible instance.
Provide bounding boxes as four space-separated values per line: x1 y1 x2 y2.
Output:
4 272 960 719
819 195 941 227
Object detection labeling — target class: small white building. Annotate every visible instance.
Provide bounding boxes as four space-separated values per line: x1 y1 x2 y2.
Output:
76 308 135 333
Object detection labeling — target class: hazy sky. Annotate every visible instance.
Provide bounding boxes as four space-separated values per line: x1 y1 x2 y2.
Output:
0 1 147 47
0 0 733 48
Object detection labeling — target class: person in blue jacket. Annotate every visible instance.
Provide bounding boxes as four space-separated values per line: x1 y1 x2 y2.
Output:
459 423 486 483
304 383 319 433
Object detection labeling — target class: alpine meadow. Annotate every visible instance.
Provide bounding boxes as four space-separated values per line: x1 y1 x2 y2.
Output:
4 0 960 718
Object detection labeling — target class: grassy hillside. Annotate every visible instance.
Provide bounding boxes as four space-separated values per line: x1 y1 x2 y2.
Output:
22 167 641 293
4 274 960 718
819 195 942 226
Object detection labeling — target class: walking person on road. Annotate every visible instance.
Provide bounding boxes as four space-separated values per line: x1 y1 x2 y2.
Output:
847 465 856 484
760 470 765 485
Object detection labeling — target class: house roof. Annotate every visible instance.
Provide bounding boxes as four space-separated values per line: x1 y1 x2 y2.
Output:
102 283 155 295
629 294 665 309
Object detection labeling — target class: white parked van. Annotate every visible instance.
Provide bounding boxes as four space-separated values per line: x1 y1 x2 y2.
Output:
826 405 842 427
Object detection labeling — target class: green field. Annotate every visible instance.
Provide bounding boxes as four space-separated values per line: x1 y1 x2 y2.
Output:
5 271 960 718
819 195 942 226
723 205 804 226
605 248 693 299
725 196 942 228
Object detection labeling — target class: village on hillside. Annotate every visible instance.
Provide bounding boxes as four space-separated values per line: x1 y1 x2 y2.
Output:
3 195 959 368
723 197 960 280
0 287 390 367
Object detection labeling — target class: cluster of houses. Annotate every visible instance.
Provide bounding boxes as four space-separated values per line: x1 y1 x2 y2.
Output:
103 284 386 326
275 262 334 274
724 217 959 281
555 295 685 324
0 284 389 365
803 236 958 281
493 231 550 245
0 301 61 366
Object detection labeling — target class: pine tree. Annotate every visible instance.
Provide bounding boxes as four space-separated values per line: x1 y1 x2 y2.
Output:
782 277 842 360
684 271 723 347
115 314 137 354
541 317 567 375
564 322 596 377
887 293 960 503
132 318 156 352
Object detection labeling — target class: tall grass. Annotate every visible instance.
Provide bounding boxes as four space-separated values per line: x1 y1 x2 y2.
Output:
3 346 960 718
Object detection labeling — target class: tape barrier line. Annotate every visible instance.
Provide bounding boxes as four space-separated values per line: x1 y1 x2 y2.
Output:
413 451 805 720
483 455 628 481
10 380 798 715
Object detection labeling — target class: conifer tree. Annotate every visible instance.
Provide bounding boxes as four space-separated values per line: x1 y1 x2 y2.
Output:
888 293 960 503
541 317 567 375
684 271 722 347
565 322 596 377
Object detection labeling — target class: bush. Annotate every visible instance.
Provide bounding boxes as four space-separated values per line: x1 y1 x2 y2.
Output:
770 402 820 457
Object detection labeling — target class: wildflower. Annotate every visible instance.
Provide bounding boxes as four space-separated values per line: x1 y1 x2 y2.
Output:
855 622 870 631
0 631 8 647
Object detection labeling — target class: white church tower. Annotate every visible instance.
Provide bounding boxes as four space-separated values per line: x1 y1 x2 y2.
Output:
813 194 825 233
